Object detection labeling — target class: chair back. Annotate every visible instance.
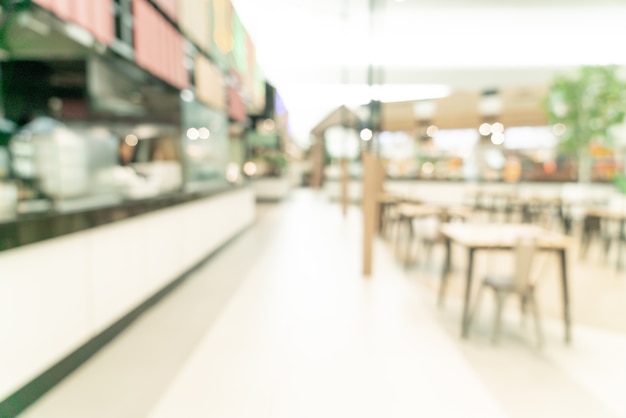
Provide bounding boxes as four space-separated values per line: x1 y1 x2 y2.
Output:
512 235 537 292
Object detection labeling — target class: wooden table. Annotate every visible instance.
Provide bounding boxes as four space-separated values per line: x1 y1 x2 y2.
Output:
396 203 472 265
376 193 404 236
582 207 626 269
439 223 572 343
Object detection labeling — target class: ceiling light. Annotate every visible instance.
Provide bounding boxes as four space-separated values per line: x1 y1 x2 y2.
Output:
187 128 199 140
124 134 139 147
243 162 257 176
198 127 211 139
422 162 434 175
426 125 439 137
134 124 159 139
479 123 492 136
491 132 505 145
180 90 194 102
491 122 504 134
360 128 373 141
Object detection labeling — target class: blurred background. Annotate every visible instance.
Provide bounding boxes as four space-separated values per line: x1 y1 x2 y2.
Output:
3 0 626 417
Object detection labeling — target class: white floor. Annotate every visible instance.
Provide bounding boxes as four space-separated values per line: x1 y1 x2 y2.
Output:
21 189 626 418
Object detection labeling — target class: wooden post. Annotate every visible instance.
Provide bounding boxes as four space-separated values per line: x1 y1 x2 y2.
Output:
362 152 384 276
309 134 324 189
341 158 348 217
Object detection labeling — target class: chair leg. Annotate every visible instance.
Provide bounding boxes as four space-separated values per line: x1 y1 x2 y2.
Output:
519 294 528 329
602 236 612 263
395 217 405 255
467 284 485 336
404 220 414 266
528 293 544 348
492 291 506 344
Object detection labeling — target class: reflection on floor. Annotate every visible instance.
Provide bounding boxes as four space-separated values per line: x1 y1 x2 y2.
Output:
20 189 626 418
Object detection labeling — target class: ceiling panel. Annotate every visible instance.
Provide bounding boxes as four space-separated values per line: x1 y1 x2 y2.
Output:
231 0 626 143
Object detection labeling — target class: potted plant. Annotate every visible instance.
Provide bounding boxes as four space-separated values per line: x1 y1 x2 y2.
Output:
545 65 626 182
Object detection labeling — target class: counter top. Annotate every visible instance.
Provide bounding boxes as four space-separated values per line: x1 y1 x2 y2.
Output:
0 184 247 252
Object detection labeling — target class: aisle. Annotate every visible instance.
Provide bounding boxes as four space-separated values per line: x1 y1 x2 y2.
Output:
147 190 506 418
21 189 626 418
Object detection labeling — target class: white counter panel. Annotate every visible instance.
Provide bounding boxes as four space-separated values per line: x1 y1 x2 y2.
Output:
0 187 255 401
0 233 92 400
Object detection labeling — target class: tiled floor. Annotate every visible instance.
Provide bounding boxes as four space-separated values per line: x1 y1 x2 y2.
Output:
20 189 626 417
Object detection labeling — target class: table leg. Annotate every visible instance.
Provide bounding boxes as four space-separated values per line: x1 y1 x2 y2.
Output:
395 215 404 252
438 236 452 307
559 248 571 343
617 219 625 271
461 247 475 338
404 217 414 267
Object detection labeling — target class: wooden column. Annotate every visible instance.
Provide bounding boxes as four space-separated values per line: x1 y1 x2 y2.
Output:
362 152 384 276
309 134 324 189
341 158 348 217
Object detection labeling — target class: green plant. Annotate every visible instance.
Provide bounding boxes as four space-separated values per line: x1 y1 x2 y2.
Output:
614 173 626 194
0 0 32 51
545 65 626 181
253 149 287 176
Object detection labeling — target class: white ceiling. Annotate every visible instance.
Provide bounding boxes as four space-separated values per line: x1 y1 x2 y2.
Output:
231 0 626 145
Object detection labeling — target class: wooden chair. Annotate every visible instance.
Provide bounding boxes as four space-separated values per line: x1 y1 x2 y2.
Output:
467 236 543 347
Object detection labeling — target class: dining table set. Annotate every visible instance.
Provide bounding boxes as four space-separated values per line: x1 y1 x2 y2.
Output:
377 190 576 346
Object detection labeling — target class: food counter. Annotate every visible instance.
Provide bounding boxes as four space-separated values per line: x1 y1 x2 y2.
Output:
0 184 255 406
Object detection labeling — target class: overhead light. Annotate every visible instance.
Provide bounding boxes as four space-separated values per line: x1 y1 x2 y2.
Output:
18 14 50 36
413 100 437 120
243 162 257 176
491 122 504 134
125 134 139 147
426 125 439 137
479 123 492 136
64 23 94 47
373 84 451 104
187 128 199 140
360 128 373 141
134 124 159 139
180 90 194 102
198 127 211 139
491 132 505 145
262 119 275 132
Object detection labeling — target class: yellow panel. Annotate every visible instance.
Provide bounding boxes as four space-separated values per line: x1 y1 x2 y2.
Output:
179 0 210 51
195 55 226 110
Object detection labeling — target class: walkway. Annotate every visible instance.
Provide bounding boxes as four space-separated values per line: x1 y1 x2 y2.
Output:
20 189 626 418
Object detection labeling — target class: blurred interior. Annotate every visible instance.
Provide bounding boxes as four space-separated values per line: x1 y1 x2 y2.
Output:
3 0 626 417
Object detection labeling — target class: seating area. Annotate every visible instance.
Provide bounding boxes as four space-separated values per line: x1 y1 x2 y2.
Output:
378 184 626 348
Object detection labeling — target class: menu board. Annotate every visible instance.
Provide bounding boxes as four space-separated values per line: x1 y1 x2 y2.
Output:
179 0 211 51
32 0 114 44
228 85 246 122
231 12 247 75
195 55 226 110
134 0 188 89
210 0 232 67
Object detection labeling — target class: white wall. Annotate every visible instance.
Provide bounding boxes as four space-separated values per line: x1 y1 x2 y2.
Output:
325 179 617 207
0 187 255 400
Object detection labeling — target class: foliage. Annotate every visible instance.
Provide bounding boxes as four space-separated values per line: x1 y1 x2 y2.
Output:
0 0 32 50
614 173 626 194
545 65 626 155
261 150 287 170
253 149 287 176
